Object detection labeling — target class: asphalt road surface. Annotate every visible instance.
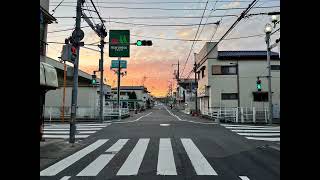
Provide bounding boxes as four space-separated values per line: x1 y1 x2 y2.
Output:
40 104 280 180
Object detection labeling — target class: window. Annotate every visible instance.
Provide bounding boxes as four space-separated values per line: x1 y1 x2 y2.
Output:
221 93 238 100
253 92 268 102
271 65 280 71
212 65 237 75
201 69 205 78
120 92 126 96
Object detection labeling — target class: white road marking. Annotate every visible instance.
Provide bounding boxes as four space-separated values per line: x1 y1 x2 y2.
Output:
160 124 170 126
77 139 129 176
43 131 96 134
157 138 177 175
164 106 217 125
239 176 250 180
237 133 280 136
117 138 150 175
221 124 279 128
43 128 102 131
246 137 280 141
225 127 280 130
60 176 71 180
231 129 280 133
42 135 90 139
113 112 153 124
40 139 108 176
181 138 217 175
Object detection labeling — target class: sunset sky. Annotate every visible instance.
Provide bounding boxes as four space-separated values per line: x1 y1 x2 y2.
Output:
46 0 280 97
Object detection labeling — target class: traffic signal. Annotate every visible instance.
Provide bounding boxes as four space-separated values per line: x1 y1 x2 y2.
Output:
92 74 97 85
256 79 262 91
136 40 152 46
71 46 77 61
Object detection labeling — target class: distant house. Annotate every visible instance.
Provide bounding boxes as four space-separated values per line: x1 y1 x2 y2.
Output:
195 42 280 119
110 86 153 110
176 79 197 114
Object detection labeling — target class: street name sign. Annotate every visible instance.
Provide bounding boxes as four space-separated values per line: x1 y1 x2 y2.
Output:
111 60 127 69
109 30 130 57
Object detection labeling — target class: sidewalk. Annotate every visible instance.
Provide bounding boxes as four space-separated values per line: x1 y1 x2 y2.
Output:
40 136 85 170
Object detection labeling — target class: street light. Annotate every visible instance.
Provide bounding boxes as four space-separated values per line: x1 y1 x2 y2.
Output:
264 23 273 125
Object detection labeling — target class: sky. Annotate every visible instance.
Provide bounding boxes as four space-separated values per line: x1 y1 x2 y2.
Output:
46 0 280 97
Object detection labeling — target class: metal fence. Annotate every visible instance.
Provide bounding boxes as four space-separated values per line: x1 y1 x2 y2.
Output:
202 107 270 124
44 106 130 120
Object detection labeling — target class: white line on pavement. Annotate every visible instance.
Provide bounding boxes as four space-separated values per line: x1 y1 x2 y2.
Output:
112 112 153 124
246 137 280 141
221 124 279 128
117 138 150 175
42 135 90 139
164 106 217 125
60 176 71 180
40 139 108 176
231 129 280 133
77 139 129 176
43 128 102 131
157 138 177 175
43 131 96 134
225 127 280 130
237 133 280 136
239 176 250 180
181 138 217 175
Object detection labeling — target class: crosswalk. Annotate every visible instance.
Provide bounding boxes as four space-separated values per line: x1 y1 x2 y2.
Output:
221 124 280 143
43 123 111 140
40 138 221 177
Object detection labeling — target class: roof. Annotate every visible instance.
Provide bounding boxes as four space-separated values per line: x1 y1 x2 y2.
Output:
217 51 280 60
111 86 147 91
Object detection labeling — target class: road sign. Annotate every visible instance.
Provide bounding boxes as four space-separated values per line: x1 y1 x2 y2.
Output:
111 60 127 69
109 30 130 57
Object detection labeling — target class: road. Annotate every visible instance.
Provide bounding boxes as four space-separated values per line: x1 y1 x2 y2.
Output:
40 104 280 180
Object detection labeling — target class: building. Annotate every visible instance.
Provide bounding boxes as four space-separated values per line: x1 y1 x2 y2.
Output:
43 57 112 120
176 79 197 114
110 86 153 110
195 42 280 119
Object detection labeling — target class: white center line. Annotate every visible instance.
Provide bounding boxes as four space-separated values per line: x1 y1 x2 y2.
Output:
117 138 150 175
157 138 177 175
181 138 217 175
40 139 108 176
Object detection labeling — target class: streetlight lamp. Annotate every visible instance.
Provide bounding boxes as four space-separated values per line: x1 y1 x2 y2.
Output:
271 15 279 28
265 23 273 125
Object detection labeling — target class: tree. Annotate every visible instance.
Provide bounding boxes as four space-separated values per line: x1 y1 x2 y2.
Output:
128 91 137 99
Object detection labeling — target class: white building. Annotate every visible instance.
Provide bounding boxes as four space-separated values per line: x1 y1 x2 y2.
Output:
195 42 280 119
176 79 197 114
110 86 153 110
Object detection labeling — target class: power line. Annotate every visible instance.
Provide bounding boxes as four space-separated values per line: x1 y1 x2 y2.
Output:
51 0 279 4
89 0 106 30
51 5 279 11
51 0 65 15
180 0 210 77
185 0 259 78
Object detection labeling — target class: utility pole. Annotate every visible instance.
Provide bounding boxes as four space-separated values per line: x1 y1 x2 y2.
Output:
266 33 273 125
69 0 83 144
62 60 67 123
117 57 121 120
236 60 240 108
194 62 198 115
98 37 105 123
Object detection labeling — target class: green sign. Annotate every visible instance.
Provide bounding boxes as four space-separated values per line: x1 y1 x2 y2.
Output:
109 30 130 57
111 60 127 69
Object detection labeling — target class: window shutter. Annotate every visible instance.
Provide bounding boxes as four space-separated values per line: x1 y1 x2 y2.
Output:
212 65 221 74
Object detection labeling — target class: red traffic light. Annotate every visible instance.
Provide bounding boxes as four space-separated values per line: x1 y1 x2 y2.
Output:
71 46 77 55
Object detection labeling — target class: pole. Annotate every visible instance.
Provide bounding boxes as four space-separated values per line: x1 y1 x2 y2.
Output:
69 0 82 144
117 57 121 120
236 60 240 108
266 33 273 124
99 37 105 123
194 63 198 115
62 61 66 123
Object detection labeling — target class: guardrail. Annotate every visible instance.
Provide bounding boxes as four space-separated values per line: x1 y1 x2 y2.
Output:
44 106 130 120
202 107 270 124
